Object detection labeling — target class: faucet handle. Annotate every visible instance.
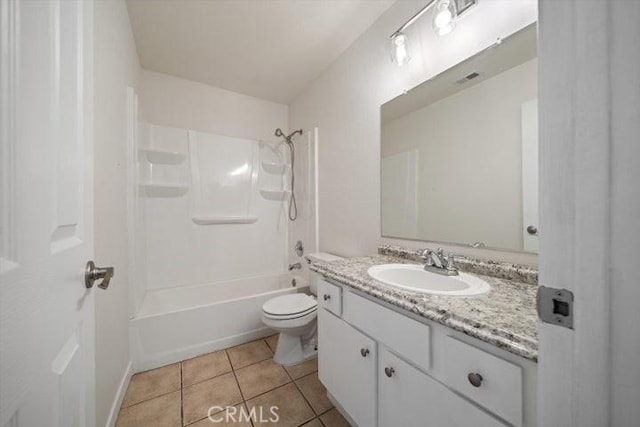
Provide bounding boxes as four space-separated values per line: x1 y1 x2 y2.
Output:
445 253 456 271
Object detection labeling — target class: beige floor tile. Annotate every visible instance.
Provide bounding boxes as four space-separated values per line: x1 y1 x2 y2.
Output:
183 372 243 425
295 372 333 415
235 359 291 399
182 350 232 387
116 391 181 427
227 339 273 369
300 419 323 427
246 383 315 427
186 403 252 427
265 334 279 352
319 408 351 427
122 363 181 407
284 357 318 380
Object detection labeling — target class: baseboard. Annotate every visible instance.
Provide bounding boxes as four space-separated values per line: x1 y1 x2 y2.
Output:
327 392 360 427
133 327 274 373
105 360 133 427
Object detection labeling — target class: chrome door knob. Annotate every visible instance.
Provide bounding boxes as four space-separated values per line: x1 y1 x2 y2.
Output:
526 225 538 235
384 367 395 378
360 348 370 357
85 261 114 289
323 294 331 301
467 372 483 387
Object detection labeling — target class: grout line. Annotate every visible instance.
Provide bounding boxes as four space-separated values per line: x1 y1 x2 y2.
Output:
292 376 318 417
121 387 182 410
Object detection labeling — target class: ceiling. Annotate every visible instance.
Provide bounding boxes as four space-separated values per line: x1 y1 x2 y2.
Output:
126 0 396 104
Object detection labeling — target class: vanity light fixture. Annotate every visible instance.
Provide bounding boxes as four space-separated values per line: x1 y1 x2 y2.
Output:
389 0 478 67
391 32 411 67
433 0 457 36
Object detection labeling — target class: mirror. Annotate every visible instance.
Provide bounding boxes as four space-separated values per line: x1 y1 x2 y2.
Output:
381 24 538 253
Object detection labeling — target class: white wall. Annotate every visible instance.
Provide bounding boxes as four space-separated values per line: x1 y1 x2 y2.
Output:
289 0 537 263
138 71 290 291
93 0 140 425
382 59 537 251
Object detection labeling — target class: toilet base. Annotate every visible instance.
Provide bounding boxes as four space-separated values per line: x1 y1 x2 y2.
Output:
273 325 318 366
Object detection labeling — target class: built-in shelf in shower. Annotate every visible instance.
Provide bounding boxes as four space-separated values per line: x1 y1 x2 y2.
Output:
261 161 290 175
191 215 258 225
259 188 290 200
140 182 189 197
139 147 186 165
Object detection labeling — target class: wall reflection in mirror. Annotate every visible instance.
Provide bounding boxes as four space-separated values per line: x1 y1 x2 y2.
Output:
381 24 538 253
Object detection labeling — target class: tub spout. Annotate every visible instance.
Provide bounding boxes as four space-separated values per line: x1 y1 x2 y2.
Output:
288 263 302 271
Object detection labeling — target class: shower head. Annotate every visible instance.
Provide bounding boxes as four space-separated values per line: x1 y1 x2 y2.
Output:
275 128 303 144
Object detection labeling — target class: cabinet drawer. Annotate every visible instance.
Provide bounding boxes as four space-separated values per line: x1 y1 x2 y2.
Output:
317 278 342 316
343 291 430 372
444 336 523 427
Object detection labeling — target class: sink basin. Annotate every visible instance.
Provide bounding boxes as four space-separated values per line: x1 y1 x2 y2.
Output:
367 264 490 297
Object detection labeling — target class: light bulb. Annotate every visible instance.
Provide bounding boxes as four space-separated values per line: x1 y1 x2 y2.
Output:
391 32 410 67
433 0 457 36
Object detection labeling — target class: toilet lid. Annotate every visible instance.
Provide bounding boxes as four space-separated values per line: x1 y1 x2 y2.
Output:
262 294 317 317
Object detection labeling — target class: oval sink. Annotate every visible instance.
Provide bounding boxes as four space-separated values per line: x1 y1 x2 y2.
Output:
367 264 490 297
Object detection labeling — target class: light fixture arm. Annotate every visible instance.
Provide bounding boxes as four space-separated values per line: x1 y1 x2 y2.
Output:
389 0 477 38
390 0 437 38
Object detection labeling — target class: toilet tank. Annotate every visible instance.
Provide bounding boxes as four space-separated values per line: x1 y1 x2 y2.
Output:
305 252 344 296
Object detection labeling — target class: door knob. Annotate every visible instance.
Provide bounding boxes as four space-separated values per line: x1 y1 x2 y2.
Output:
526 225 538 236
85 261 114 289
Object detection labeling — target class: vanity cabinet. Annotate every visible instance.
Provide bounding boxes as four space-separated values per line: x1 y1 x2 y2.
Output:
316 277 536 427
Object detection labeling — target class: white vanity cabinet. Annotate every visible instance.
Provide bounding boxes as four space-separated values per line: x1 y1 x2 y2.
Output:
316 277 537 427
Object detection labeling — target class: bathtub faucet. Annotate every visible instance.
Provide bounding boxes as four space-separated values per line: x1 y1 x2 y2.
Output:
288 263 302 271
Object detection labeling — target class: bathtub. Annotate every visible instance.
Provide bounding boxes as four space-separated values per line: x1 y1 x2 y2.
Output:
130 272 307 371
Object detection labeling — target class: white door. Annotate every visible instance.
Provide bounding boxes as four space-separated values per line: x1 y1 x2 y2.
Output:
1 1 100 426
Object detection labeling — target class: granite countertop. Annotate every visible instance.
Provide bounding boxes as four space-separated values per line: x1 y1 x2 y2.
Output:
310 253 539 361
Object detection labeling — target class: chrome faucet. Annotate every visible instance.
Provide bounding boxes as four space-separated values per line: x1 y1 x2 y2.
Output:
288 263 302 271
419 248 458 276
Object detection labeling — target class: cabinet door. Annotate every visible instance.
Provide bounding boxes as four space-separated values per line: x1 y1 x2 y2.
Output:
319 308 376 427
379 348 505 427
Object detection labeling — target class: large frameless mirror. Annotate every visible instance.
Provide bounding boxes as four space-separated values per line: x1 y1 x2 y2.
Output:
381 23 538 253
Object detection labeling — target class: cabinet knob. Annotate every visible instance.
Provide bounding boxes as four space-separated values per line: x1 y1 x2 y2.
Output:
467 372 483 387
323 294 331 301
526 225 538 235
360 348 370 357
384 367 395 378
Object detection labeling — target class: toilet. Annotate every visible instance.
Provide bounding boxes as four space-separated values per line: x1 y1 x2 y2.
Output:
262 252 343 365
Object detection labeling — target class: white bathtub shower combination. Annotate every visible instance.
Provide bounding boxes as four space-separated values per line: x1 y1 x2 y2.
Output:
128 121 317 371
131 272 308 370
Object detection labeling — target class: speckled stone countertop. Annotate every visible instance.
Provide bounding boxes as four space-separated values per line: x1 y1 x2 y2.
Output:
310 251 539 361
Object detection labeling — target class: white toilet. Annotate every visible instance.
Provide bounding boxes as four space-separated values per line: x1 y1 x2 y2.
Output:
262 252 343 366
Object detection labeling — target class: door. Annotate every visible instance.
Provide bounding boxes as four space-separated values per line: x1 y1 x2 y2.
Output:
378 348 505 427
1 1 98 426
318 308 376 427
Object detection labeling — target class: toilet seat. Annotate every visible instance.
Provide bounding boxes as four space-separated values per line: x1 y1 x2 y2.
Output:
262 294 317 320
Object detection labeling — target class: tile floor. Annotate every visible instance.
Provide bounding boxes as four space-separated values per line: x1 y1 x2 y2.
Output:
116 335 351 427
